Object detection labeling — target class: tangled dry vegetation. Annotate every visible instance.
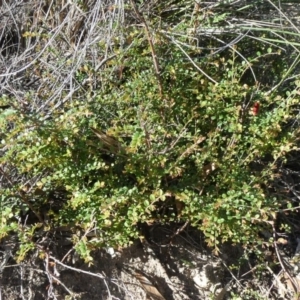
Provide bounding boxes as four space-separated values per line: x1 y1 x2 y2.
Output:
1 0 300 299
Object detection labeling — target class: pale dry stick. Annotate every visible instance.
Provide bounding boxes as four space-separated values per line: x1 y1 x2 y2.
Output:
12 264 75 298
205 30 251 56
42 86 81 120
277 73 300 85
266 0 300 34
280 205 300 212
43 0 55 21
1 85 30 109
190 26 241 36
158 128 188 155
255 19 300 96
114 276 133 300
166 32 201 50
97 0 123 46
0 11 70 78
0 165 14 186
240 265 258 278
0 249 13 300
214 0 241 6
27 266 34 300
5 0 122 118
107 0 122 34
66 0 85 16
264 29 300 53
47 273 73 299
94 29 143 84
21 172 45 194
195 20 294 56
167 220 189 244
158 115 196 155
2 0 23 54
221 261 243 289
44 254 59 300
95 54 117 72
115 0 125 25
257 279 269 298
37 56 68 78
70 11 90 48
168 36 217 84
44 251 75 299
266 267 287 299
271 221 300 296
60 244 75 265
49 255 126 293
103 276 113 299
211 34 257 83
34 31 89 114
61 217 97 263
34 72 73 114
238 19 290 29
265 52 300 96
39 4 115 113
19 264 26 300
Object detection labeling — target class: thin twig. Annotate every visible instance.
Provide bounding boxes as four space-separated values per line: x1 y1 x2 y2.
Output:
272 222 299 295
168 220 190 243
130 0 163 97
166 35 217 84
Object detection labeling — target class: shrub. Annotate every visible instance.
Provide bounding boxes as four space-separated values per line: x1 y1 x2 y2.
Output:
0 0 300 261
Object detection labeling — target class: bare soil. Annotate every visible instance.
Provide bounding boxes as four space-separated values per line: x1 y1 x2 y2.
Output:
0 223 298 300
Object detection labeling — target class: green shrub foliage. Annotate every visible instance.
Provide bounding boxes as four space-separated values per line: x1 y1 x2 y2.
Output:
0 0 300 260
